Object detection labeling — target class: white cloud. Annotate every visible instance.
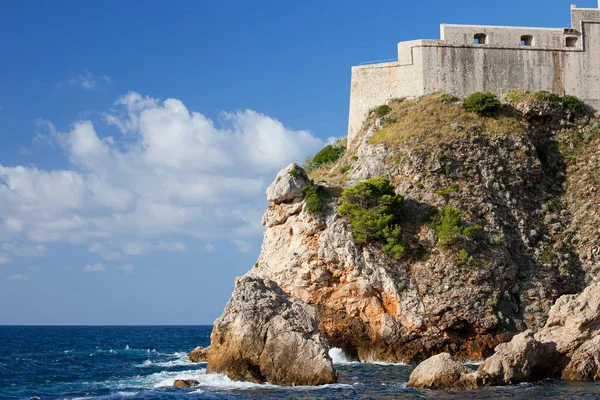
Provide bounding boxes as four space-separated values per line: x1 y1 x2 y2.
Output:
0 253 9 264
9 274 29 281
1 243 46 257
64 69 111 90
233 239 251 253
199 243 216 253
84 263 106 272
121 264 135 274
0 92 324 261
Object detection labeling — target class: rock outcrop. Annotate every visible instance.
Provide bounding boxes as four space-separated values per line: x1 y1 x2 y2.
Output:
407 353 481 391
188 346 210 363
210 93 600 385
478 330 548 385
173 379 199 388
408 281 600 390
206 274 337 386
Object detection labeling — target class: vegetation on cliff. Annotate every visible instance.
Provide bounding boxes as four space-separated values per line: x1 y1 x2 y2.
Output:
338 177 405 259
223 90 600 373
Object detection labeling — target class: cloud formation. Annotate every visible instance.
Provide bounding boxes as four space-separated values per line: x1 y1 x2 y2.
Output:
84 263 106 273
121 264 135 274
0 92 324 264
9 274 29 281
65 69 111 90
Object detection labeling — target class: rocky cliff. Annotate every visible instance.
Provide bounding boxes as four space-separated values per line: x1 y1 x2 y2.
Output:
207 92 600 384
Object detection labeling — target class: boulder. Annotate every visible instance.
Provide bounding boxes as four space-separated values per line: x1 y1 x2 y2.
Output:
407 353 481 391
188 346 210 363
173 379 199 388
562 336 600 381
207 274 337 386
266 163 310 204
536 281 600 357
477 330 549 385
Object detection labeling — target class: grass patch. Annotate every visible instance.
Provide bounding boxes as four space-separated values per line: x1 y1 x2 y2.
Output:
369 94 525 150
436 184 459 197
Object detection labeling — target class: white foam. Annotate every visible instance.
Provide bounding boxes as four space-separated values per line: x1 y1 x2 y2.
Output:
135 359 153 368
329 348 358 365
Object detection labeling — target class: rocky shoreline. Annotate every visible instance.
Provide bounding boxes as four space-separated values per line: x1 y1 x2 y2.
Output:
199 93 600 389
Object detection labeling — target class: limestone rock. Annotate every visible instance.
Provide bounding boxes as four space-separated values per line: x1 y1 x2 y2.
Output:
206 274 337 386
477 330 548 385
536 281 600 357
173 379 199 388
562 336 600 381
266 163 310 204
188 346 210 363
407 353 481 391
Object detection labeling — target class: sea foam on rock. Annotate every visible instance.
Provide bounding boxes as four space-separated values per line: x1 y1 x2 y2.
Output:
206 274 337 386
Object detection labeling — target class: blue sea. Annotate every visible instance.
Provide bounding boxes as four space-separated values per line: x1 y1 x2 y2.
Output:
2 326 600 399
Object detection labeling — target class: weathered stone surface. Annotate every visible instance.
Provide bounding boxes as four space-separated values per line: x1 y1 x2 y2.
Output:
212 94 600 376
265 163 310 204
562 336 600 381
173 379 199 388
477 330 548 385
536 282 600 357
188 346 210 363
206 274 337 386
407 353 481 391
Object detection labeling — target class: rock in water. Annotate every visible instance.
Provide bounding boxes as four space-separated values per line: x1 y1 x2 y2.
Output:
206 274 337 386
173 379 199 388
477 330 548 385
407 353 481 391
188 346 210 363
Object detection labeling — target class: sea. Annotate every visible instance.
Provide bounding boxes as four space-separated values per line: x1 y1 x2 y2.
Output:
2 326 600 400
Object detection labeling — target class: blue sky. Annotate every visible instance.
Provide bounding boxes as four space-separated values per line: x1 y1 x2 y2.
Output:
0 0 592 325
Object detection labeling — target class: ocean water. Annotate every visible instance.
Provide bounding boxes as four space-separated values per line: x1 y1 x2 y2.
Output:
2 326 600 400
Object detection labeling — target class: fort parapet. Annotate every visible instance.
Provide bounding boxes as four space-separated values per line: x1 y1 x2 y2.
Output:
348 2 600 145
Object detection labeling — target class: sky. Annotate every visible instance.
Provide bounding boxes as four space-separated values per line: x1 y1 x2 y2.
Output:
0 0 594 325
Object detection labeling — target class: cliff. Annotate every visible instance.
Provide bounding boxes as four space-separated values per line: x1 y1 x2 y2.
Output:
207 92 600 383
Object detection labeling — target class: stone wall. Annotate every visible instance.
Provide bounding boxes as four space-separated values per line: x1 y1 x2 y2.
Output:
348 4 600 147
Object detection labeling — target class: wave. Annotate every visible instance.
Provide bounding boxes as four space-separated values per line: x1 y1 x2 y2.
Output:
329 348 358 365
135 353 194 368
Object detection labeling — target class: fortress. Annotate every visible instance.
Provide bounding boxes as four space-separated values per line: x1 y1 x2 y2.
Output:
348 2 600 145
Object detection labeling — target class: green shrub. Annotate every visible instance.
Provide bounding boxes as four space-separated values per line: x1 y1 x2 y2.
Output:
289 166 298 178
431 206 463 247
456 249 470 266
374 105 391 118
562 95 585 112
464 92 501 117
313 144 344 165
438 93 457 103
436 184 459 197
302 185 324 214
338 178 405 258
340 164 351 174
304 140 345 172
463 224 483 238
351 155 359 161
534 91 562 107
382 225 405 260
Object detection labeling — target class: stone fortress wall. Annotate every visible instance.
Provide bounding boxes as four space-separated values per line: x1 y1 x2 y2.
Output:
348 2 600 146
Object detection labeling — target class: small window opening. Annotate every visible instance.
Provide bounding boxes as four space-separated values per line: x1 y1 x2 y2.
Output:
474 33 487 45
566 37 578 47
520 35 534 46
